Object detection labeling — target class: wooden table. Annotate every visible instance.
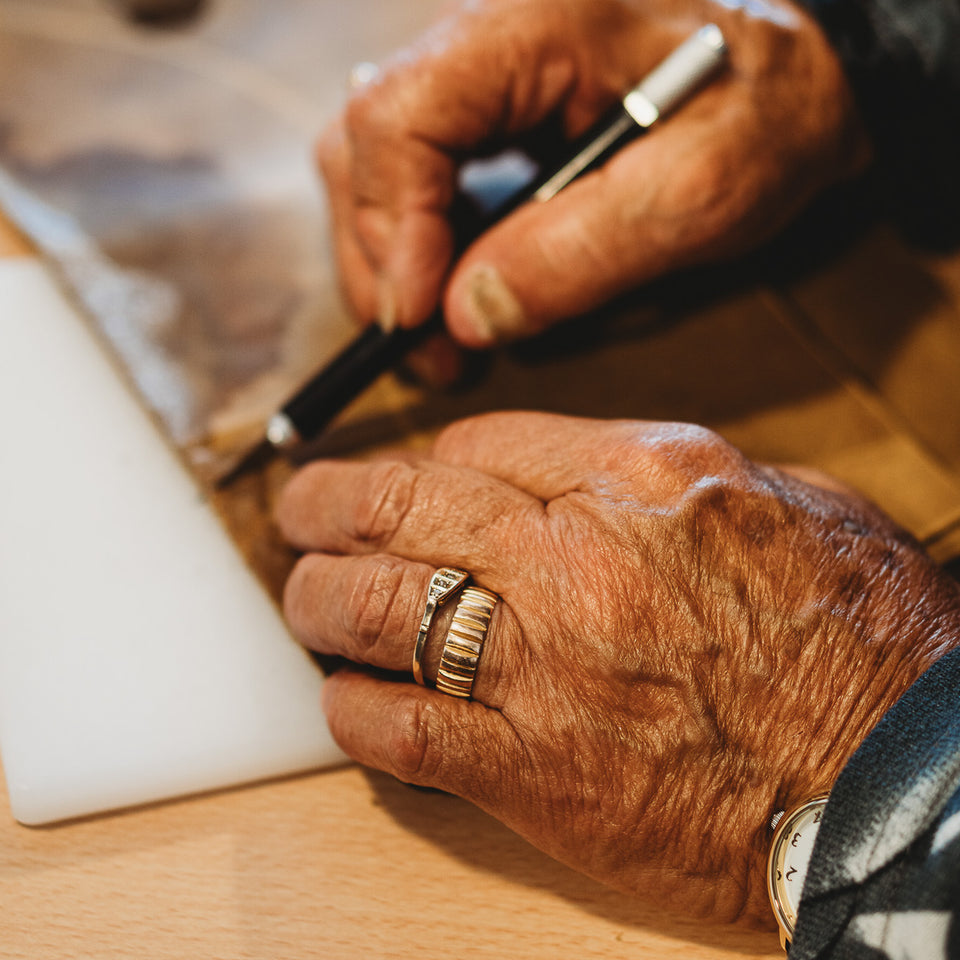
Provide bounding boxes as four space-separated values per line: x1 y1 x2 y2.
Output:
3 2 960 956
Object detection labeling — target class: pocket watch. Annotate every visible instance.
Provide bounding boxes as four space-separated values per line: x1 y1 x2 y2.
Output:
767 794 830 949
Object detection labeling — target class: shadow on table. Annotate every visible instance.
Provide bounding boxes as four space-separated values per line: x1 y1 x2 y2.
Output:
362 768 777 955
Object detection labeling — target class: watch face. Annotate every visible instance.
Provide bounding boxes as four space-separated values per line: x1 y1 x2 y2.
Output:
767 795 829 942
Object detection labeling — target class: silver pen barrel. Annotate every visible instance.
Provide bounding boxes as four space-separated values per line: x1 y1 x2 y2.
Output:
624 23 728 128
533 24 727 202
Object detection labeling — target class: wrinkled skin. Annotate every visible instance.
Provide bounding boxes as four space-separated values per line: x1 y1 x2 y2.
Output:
318 0 871 353
277 412 960 926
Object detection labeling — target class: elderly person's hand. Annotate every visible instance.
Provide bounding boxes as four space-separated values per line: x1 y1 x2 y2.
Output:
276 412 960 926
318 0 870 351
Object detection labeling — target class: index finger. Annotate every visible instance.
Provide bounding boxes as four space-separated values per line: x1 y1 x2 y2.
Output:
275 456 543 574
337 2 645 329
430 411 640 501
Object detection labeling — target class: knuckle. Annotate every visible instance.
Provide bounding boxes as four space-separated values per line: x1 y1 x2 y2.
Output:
667 421 723 452
286 459 327 502
342 90 368 134
282 555 320 643
530 216 616 299
686 423 734 463
432 411 520 463
650 422 742 477
431 416 480 460
344 86 389 143
386 697 442 781
353 460 419 547
314 121 343 179
478 602 523 706
274 462 322 537
346 557 408 657
667 147 731 209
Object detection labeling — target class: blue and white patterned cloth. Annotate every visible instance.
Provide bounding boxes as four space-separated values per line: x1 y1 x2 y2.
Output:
792 646 960 959
785 8 960 947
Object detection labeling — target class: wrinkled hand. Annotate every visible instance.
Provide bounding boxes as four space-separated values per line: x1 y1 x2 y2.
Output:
318 0 871 349
276 412 960 925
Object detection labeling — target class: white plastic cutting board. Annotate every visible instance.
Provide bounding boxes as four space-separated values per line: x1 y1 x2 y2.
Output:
0 257 346 825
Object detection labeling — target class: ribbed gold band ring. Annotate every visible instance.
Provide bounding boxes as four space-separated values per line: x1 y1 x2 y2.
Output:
435 586 499 699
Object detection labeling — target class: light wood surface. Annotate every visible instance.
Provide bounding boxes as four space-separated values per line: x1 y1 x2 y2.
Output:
0 753 779 960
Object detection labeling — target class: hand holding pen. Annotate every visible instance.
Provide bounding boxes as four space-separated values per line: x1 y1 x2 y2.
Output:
319 0 868 347
219 0 869 484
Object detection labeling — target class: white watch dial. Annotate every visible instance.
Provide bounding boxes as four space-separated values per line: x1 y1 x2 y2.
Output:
767 795 829 944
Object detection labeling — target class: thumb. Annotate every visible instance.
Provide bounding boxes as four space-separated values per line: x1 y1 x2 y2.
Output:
442 97 756 346
443 165 664 346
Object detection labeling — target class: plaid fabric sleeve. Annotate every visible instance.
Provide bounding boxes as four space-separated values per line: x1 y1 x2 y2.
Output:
790 646 960 959
799 0 960 247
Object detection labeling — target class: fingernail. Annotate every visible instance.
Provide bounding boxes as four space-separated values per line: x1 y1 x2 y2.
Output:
376 274 397 333
461 263 526 343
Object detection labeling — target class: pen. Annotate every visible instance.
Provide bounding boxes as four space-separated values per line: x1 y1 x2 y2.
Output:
215 23 728 488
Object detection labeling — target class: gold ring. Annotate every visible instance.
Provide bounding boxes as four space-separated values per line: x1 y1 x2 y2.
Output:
412 568 469 686
436 586 499 699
